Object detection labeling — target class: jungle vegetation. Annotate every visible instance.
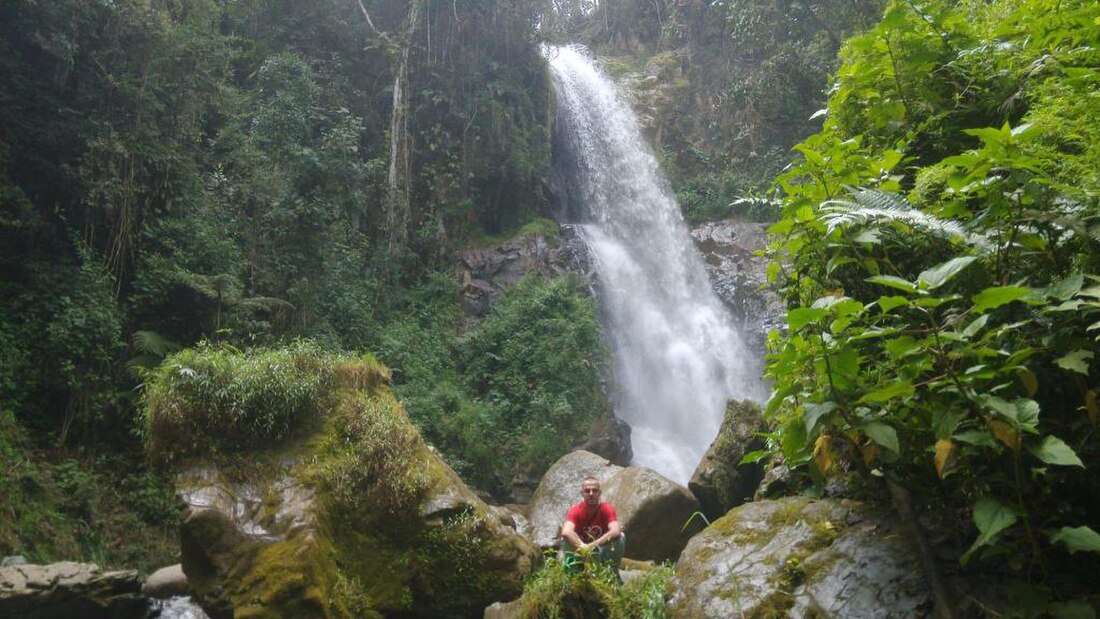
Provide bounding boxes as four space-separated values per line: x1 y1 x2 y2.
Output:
763 0 1100 612
1 0 1099 614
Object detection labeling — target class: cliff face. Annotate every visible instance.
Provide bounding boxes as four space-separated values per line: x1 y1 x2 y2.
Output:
564 0 882 220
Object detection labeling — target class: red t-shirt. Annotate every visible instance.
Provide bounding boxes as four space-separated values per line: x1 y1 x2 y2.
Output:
566 502 618 543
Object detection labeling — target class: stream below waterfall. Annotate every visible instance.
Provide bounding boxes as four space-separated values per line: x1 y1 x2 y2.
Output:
547 45 766 484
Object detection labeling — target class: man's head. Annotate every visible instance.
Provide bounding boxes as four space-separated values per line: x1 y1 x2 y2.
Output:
580 476 601 507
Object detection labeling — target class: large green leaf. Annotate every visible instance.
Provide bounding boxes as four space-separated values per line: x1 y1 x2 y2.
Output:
803 401 837 434
933 409 964 439
861 421 899 454
972 286 1032 312
1044 273 1084 301
984 396 1040 432
788 307 828 330
866 275 917 293
960 314 989 338
858 381 914 403
918 256 977 290
1030 436 1084 467
1055 349 1093 375
876 295 909 313
961 498 1018 564
884 335 920 359
1048 526 1100 554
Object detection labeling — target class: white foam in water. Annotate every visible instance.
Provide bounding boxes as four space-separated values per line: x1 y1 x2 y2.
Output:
547 45 765 484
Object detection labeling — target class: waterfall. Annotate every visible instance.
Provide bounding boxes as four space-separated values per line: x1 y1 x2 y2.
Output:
547 45 765 484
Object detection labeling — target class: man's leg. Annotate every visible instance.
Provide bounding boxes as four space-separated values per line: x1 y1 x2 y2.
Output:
560 537 583 573
596 533 625 569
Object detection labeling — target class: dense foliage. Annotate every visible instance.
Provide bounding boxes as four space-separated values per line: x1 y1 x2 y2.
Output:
0 0 556 447
0 0 586 565
377 272 606 497
764 0 1100 608
0 406 176 570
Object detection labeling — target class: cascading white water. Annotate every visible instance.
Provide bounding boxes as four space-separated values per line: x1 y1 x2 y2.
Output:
547 45 765 484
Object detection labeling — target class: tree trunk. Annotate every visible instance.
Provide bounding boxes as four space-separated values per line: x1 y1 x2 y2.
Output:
386 0 422 258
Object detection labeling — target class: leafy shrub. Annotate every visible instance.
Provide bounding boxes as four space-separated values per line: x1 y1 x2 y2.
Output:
520 555 673 619
374 271 607 497
763 0 1100 605
458 274 607 491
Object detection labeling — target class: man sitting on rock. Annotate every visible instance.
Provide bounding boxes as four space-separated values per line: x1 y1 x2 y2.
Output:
561 476 624 571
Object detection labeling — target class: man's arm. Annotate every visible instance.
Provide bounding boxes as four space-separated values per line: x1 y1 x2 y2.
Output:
590 519 621 548
561 519 587 549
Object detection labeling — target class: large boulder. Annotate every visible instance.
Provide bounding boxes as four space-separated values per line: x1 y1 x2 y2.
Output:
688 399 767 520
602 467 706 562
670 497 933 618
150 349 538 619
526 451 623 549
143 564 189 599
526 450 705 562
0 561 145 619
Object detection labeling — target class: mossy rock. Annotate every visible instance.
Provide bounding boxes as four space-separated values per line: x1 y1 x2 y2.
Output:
159 345 538 618
688 399 767 520
669 497 932 618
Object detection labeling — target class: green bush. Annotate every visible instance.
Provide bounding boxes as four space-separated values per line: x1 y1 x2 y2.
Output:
520 556 673 619
458 274 607 491
374 271 607 497
763 0 1100 606
142 340 389 460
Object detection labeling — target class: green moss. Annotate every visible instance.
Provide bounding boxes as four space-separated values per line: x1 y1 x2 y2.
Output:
168 346 534 616
598 55 645 78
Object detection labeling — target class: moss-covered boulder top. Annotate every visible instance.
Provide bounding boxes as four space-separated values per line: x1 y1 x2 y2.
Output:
670 497 932 618
143 342 538 618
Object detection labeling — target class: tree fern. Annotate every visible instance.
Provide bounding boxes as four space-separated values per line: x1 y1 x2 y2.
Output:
820 188 991 250
127 330 182 379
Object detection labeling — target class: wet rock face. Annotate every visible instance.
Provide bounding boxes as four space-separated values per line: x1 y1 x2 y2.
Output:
670 497 933 618
689 399 767 520
457 230 590 323
577 413 633 467
689 217 783 347
602 467 706 562
0 561 146 619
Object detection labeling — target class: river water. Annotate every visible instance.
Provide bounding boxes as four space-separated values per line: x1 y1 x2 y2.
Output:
547 44 765 484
